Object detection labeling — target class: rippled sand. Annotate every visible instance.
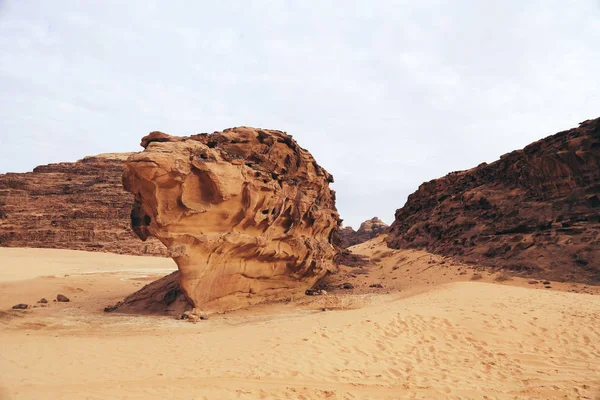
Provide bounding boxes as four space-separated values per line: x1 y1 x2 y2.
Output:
0 247 598 399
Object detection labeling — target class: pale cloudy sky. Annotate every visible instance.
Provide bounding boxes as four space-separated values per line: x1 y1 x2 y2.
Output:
1 1 599 228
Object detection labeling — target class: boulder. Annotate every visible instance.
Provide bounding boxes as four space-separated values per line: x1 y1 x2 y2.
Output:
121 127 340 312
56 294 70 302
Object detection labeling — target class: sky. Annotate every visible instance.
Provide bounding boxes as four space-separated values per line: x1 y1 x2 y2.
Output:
1 1 599 228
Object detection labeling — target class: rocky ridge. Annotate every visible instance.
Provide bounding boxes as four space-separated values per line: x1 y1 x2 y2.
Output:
387 118 600 283
0 153 166 256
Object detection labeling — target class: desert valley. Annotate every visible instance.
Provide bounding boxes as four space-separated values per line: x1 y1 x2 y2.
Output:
0 119 598 399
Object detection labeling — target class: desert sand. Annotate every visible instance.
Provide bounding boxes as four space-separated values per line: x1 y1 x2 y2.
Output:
1 243 599 400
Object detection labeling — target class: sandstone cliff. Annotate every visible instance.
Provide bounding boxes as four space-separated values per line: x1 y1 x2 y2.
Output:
339 217 389 248
0 154 166 256
387 118 600 283
120 128 340 312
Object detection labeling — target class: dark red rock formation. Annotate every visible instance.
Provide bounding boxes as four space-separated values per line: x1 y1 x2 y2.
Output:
387 118 600 283
338 217 389 248
0 154 166 256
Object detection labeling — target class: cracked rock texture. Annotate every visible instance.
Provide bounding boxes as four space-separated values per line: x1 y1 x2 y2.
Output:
387 118 600 283
122 127 340 311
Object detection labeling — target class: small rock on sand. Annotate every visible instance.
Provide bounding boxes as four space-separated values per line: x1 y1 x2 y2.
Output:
12 304 29 310
104 302 122 313
342 283 354 289
180 310 208 323
39 298 48 303
305 289 328 296
528 280 538 284
56 294 70 302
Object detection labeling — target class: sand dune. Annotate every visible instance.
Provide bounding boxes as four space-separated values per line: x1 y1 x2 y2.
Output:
1 247 599 399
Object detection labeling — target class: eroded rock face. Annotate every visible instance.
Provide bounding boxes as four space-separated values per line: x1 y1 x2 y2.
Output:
387 118 600 283
107 271 191 315
123 127 340 311
0 153 166 256
338 217 389 248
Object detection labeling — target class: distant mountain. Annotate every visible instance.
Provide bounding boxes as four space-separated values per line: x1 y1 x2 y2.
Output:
339 217 388 248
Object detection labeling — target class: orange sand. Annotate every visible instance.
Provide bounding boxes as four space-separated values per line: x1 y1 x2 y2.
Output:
0 244 599 399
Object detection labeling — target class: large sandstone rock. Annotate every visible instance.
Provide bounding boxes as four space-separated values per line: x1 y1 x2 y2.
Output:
338 217 389 248
122 127 340 311
0 153 166 256
387 118 600 283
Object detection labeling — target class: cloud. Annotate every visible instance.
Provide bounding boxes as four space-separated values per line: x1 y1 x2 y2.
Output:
0 0 599 228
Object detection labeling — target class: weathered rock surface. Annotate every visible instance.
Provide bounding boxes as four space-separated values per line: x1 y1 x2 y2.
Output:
0 154 166 256
107 271 191 315
387 118 600 283
121 127 340 311
338 217 389 248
